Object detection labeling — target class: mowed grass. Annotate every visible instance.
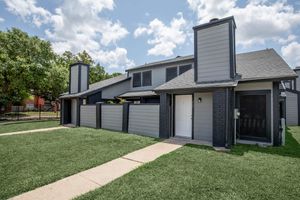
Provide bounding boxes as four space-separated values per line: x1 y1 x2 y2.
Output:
0 128 157 199
77 127 300 200
0 120 59 134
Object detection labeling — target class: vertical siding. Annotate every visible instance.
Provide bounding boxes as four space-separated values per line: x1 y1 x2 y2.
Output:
194 92 213 142
101 80 130 99
197 23 230 82
80 65 88 92
285 91 298 125
71 99 77 125
295 70 300 90
101 105 123 131
70 66 78 93
128 105 160 137
80 105 96 128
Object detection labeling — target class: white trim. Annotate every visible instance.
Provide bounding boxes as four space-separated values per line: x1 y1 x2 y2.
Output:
237 139 272 146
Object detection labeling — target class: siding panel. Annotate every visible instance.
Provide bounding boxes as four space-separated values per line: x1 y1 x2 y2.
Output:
196 23 230 82
101 80 130 99
128 105 160 137
194 93 213 142
286 91 298 125
71 99 77 125
101 105 123 131
80 105 96 128
80 65 88 92
70 66 78 93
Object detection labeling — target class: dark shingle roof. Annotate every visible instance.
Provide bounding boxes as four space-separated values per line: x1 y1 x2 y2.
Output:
60 74 130 98
155 49 296 91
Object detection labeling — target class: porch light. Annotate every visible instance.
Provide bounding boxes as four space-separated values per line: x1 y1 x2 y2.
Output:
198 97 202 103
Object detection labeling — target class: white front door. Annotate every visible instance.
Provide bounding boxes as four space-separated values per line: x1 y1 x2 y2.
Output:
175 95 192 138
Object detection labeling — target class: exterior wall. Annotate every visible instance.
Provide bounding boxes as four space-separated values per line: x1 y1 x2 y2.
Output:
70 66 78 93
101 105 123 131
194 92 213 142
128 104 160 137
235 81 274 144
285 91 298 125
87 92 102 104
80 65 88 92
127 61 194 91
196 23 230 82
80 105 96 128
71 99 77 125
294 70 300 90
102 80 130 99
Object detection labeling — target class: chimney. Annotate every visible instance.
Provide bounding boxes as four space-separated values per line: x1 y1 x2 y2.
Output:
69 62 89 94
193 16 236 83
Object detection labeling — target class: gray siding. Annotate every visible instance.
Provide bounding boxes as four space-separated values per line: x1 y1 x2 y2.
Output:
194 92 213 142
102 79 130 99
295 70 300 90
128 62 194 91
101 105 123 131
80 105 96 128
286 91 298 126
70 66 78 93
196 23 230 82
128 105 160 137
71 99 77 125
80 65 88 92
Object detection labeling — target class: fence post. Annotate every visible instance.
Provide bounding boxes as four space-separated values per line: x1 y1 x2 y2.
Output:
122 102 130 133
96 102 103 129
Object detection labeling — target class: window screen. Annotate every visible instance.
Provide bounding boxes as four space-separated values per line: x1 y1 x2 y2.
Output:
142 71 152 86
179 64 192 75
166 67 178 82
133 72 141 87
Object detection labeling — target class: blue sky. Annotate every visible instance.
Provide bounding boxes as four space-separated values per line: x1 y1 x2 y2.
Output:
0 0 300 73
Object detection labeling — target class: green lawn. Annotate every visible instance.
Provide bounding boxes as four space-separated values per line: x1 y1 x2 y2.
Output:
0 120 59 134
0 128 157 199
77 127 300 200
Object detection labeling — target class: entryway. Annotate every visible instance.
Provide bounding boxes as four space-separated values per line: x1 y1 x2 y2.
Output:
175 95 192 138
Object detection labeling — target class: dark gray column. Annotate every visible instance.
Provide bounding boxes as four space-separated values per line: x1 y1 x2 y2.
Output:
273 82 280 146
76 98 82 126
60 99 63 125
159 93 171 138
122 102 130 132
212 88 234 147
96 102 103 129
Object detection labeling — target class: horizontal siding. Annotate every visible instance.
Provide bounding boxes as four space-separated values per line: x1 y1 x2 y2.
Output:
80 105 96 128
101 105 123 131
128 105 159 137
101 80 130 99
286 91 298 126
80 65 88 92
197 23 230 82
194 93 213 142
70 66 78 93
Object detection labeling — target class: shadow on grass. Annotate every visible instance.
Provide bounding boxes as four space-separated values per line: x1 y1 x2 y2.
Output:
0 119 59 126
186 128 300 159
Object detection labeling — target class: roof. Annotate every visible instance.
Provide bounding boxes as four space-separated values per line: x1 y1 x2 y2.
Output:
155 49 296 91
60 74 130 98
119 90 158 98
126 55 194 72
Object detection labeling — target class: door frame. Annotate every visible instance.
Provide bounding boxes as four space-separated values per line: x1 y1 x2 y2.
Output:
173 94 194 139
235 90 271 142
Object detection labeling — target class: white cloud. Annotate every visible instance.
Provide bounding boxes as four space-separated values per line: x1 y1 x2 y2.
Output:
4 0 52 27
0 17 4 22
187 0 300 46
281 41 300 67
134 12 188 57
4 0 134 70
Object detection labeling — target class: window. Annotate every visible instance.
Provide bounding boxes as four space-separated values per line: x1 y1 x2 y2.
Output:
133 72 141 87
166 67 178 82
179 64 192 75
142 71 152 86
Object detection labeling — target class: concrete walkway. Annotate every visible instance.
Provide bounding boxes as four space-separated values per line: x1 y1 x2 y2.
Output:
10 140 185 200
0 126 68 136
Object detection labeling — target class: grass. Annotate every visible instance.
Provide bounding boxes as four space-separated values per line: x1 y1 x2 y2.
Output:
0 120 60 134
77 127 300 200
0 128 157 199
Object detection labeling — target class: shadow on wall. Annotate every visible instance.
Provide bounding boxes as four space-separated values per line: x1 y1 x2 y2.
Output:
186 127 300 159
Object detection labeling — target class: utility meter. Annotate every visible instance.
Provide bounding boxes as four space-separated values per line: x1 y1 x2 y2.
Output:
234 109 240 119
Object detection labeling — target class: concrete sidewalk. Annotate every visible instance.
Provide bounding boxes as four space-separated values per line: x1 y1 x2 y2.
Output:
0 126 68 136
10 140 184 200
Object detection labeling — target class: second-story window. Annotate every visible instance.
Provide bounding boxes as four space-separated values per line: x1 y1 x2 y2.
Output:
179 64 192 75
142 71 152 86
133 72 141 87
166 67 178 82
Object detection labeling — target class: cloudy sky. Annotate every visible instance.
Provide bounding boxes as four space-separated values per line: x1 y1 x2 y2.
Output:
0 0 300 73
